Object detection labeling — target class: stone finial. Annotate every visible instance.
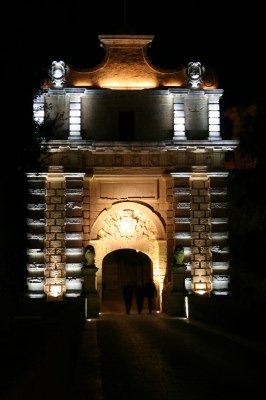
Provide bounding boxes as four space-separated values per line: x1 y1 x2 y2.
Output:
186 62 205 89
49 61 68 88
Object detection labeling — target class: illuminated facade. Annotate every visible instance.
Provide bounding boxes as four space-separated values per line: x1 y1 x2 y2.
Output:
27 35 238 312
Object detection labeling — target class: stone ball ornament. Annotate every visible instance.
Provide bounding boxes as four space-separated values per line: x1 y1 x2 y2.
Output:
49 61 68 88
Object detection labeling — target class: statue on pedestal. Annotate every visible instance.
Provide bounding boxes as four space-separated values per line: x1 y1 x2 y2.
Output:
84 245 95 267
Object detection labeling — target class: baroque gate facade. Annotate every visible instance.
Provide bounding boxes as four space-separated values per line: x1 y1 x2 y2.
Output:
26 34 238 311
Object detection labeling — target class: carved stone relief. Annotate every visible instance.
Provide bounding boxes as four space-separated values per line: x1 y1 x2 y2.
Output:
98 209 158 241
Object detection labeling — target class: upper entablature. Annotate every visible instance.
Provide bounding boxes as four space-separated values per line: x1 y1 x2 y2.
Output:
47 35 218 90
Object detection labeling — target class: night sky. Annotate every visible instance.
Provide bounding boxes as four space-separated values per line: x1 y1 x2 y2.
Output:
7 1 264 110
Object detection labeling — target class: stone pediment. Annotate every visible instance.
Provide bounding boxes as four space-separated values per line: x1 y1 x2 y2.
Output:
48 35 218 90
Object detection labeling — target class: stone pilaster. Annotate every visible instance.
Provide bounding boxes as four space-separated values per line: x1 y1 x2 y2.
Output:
206 90 223 140
190 172 212 296
69 95 82 139
44 172 66 301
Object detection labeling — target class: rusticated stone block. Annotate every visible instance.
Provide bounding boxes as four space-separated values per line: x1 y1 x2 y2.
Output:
194 196 204 203
50 255 63 263
201 261 211 268
83 197 90 204
44 255 50 263
200 203 209 210
193 225 206 231
46 233 56 240
193 268 207 276
191 232 199 238
56 219 65 225
51 196 63 203
204 196 210 202
56 263 65 269
46 219 55 225
204 181 210 188
192 262 200 268
51 211 63 218
50 240 62 248
190 189 199 195
191 218 199 224
191 204 199 210
200 218 210 224
56 248 65 255
46 248 56 255
200 247 210 253
46 204 55 210
200 232 210 239
56 189 65 196
83 211 90 219
192 247 199 253
166 225 174 232
194 239 206 247
51 226 63 232
56 233 65 240
193 211 206 218
199 189 208 195
56 204 65 210
46 189 55 196
194 254 207 261
49 270 64 278
192 180 204 188
45 277 65 285
50 181 64 188
45 263 54 269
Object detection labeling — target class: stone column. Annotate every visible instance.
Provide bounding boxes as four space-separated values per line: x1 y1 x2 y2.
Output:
190 171 212 296
44 171 66 301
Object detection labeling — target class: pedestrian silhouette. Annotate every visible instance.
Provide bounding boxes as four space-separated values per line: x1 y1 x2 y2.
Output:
135 282 145 314
145 278 157 313
123 280 134 314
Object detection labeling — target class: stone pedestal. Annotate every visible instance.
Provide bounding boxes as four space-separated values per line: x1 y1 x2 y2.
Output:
169 265 187 317
82 266 100 318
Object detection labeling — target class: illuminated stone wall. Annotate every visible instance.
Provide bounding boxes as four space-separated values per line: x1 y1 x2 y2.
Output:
190 172 212 296
44 173 66 300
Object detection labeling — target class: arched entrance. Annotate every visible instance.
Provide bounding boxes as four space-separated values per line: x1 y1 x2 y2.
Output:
101 249 152 313
89 202 167 311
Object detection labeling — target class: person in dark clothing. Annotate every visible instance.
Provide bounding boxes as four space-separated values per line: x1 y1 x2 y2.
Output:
135 282 145 314
145 278 157 313
123 281 134 314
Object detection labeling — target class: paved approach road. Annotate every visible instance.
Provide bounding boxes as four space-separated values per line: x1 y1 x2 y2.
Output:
72 313 265 400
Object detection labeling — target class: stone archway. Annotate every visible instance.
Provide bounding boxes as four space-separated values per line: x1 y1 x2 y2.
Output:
90 202 167 310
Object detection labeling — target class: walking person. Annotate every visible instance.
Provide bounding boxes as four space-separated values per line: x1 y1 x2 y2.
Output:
145 278 157 313
123 280 134 314
135 282 145 314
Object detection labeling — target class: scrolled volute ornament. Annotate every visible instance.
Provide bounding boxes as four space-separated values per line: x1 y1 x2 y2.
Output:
186 62 205 89
49 61 68 88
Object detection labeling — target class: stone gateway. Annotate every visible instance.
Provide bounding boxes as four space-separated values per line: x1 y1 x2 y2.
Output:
26 34 238 314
